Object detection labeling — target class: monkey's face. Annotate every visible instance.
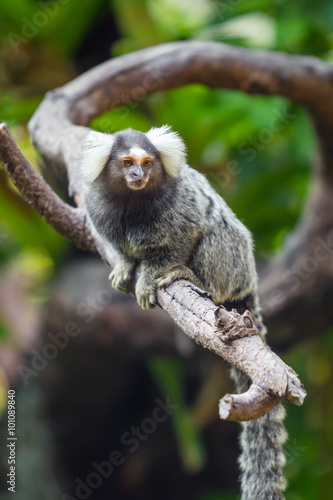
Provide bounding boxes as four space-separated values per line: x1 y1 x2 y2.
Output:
81 126 185 190
105 130 166 194
117 146 155 191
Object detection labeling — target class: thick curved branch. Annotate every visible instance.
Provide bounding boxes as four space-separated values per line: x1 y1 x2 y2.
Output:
0 123 95 253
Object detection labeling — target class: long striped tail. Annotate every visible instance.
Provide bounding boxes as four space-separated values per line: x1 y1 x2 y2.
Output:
229 293 287 500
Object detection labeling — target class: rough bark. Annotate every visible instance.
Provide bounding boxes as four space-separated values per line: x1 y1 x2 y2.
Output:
158 281 305 421
0 123 95 253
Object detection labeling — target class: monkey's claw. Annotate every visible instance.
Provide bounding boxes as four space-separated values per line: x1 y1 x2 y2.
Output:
135 280 157 310
139 293 157 310
136 291 157 310
156 274 174 288
109 266 132 293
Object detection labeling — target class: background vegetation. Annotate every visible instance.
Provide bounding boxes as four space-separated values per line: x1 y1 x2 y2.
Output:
1 0 333 498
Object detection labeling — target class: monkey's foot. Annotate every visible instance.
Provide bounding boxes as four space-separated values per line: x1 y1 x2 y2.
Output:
156 265 204 289
135 279 157 310
109 264 134 294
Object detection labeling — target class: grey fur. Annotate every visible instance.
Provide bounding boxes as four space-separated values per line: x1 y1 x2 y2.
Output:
80 126 287 499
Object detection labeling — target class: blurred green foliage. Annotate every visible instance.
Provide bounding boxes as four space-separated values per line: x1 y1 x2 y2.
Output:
0 0 333 498
149 356 206 474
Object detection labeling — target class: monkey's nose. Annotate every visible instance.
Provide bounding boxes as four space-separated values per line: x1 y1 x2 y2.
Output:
130 166 144 179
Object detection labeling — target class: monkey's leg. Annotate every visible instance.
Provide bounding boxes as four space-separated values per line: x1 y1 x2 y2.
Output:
156 265 205 290
135 263 202 310
109 254 136 294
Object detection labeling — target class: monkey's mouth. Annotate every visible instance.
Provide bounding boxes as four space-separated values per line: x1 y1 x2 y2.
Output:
126 179 148 190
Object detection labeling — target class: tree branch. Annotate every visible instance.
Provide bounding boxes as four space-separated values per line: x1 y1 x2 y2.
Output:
157 280 306 421
0 123 95 253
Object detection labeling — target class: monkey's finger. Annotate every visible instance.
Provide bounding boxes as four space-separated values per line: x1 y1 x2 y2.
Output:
110 277 129 294
156 275 174 288
137 293 156 310
148 293 156 309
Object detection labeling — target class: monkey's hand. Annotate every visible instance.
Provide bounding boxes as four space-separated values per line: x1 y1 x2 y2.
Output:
156 265 204 290
135 273 157 310
109 257 135 294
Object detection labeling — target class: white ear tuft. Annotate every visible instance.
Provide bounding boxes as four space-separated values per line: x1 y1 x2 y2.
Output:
80 131 115 183
145 125 186 177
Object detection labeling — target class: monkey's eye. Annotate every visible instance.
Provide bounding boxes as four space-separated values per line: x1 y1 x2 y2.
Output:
123 158 133 167
143 159 152 167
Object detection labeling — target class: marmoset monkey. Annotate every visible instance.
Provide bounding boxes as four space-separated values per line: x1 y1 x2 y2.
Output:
80 125 287 500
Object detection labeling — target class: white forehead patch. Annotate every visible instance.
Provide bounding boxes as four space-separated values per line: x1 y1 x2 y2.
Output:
128 146 148 159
